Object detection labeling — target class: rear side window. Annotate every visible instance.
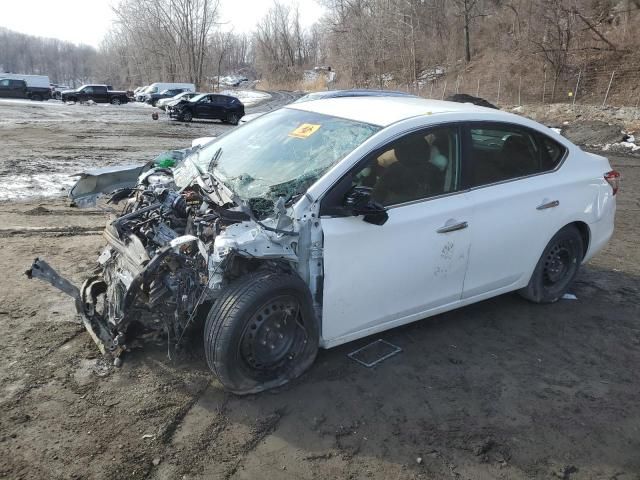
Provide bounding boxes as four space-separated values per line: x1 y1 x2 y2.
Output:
468 124 566 187
0 79 9 86
537 133 566 171
94 86 108 94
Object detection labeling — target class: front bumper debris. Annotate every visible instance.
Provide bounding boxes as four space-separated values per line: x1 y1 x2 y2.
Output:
25 258 123 359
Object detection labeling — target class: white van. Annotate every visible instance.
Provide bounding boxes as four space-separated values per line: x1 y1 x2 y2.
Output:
136 82 195 102
0 73 50 89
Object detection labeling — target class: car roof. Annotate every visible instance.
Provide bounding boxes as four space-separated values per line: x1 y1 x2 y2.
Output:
285 96 507 127
293 89 418 103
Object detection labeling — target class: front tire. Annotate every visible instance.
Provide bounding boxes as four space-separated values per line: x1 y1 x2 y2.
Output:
204 271 319 395
519 225 584 303
182 110 193 122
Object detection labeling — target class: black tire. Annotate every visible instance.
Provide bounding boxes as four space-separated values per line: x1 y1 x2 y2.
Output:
519 225 584 303
110 97 122 105
151 99 157 107
204 270 319 395
183 110 193 122
31 94 42 101
226 113 239 125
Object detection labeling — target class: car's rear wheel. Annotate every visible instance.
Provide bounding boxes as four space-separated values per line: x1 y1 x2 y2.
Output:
519 225 584 303
110 97 122 105
204 271 319 395
31 94 42 101
226 113 239 125
182 110 193 122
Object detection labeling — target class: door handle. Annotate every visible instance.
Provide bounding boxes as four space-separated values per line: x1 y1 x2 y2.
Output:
536 200 560 210
437 221 468 234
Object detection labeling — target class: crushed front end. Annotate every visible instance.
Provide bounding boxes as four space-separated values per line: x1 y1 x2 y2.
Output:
26 160 301 364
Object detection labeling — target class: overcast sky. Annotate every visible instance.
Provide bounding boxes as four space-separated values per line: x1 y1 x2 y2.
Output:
0 0 325 47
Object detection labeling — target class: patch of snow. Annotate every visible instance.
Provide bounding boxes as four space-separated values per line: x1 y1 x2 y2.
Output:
303 68 335 86
219 89 271 107
217 75 249 87
0 173 76 201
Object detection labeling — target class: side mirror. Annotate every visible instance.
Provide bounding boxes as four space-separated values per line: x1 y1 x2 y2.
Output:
343 186 389 226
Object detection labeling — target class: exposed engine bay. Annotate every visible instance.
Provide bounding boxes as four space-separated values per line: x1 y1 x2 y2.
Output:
27 153 315 363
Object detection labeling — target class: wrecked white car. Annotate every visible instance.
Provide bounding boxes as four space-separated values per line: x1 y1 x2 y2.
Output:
27 97 618 394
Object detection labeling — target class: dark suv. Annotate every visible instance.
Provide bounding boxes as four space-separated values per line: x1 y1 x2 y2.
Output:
168 93 244 124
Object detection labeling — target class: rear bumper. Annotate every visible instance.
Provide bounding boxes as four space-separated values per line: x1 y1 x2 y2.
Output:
583 198 616 263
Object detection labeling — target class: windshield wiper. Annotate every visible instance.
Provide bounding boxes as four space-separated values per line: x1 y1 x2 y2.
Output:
209 147 223 172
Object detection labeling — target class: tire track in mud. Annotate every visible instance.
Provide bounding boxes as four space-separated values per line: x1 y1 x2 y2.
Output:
147 385 289 479
0 226 105 237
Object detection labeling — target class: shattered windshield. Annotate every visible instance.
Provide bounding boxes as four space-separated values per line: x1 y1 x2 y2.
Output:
189 108 380 216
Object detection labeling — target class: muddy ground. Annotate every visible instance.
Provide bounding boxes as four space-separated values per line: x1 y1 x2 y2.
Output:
1 98 639 480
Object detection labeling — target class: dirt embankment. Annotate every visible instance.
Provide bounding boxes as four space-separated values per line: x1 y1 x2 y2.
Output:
1 99 639 480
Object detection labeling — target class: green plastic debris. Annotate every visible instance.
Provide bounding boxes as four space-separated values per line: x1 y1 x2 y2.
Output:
156 157 176 168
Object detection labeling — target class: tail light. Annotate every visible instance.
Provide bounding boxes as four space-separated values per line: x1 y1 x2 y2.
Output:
604 170 621 195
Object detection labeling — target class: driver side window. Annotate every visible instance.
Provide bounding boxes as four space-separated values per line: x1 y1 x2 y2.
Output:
351 126 460 206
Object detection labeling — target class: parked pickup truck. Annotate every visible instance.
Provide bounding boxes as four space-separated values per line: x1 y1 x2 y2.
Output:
0 78 51 101
61 85 129 104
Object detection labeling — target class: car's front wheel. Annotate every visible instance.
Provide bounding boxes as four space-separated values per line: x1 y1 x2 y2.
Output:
519 225 584 303
182 110 193 122
204 271 319 395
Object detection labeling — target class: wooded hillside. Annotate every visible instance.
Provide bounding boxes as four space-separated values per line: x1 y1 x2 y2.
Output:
2 0 639 105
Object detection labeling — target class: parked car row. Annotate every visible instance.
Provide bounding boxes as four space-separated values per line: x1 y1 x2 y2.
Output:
0 73 133 104
134 82 196 104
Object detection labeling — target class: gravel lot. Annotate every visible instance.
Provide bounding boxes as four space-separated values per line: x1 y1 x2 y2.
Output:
1 97 639 480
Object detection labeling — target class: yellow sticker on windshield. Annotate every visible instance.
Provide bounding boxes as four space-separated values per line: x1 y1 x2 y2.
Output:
289 123 321 139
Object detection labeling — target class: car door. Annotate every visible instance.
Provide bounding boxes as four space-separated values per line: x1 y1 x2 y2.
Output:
79 86 91 101
5 80 25 98
208 95 226 119
319 124 473 345
194 95 213 118
461 122 568 300
0 79 14 98
94 86 108 102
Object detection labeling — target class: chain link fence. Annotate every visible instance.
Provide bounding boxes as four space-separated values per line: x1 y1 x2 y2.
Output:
418 63 640 108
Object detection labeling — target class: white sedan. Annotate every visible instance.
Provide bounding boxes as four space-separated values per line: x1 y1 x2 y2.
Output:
29 96 619 394
200 96 618 392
